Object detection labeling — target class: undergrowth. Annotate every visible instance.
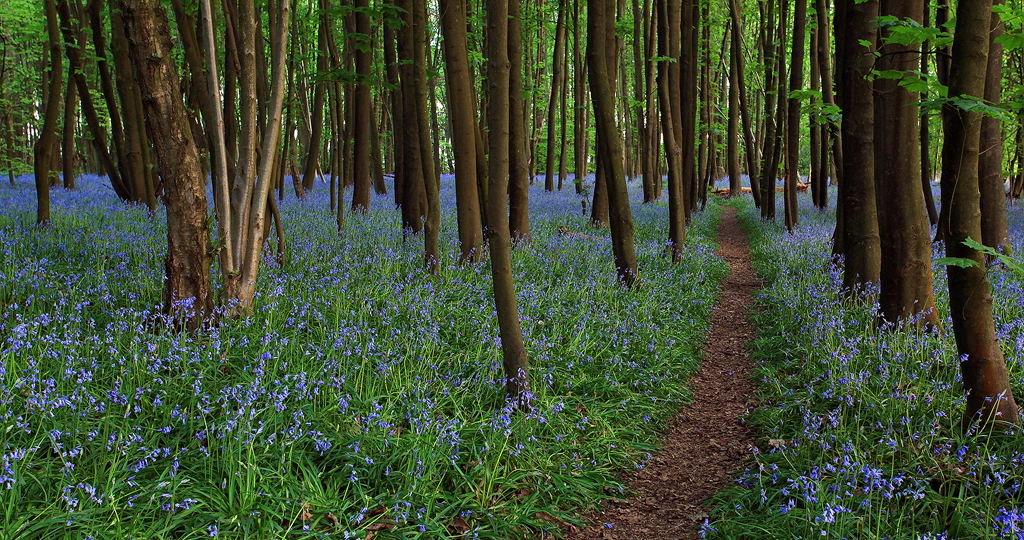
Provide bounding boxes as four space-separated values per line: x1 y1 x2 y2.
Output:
705 194 1024 539
0 175 727 539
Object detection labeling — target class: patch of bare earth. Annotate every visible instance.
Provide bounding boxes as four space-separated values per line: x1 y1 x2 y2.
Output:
560 205 760 540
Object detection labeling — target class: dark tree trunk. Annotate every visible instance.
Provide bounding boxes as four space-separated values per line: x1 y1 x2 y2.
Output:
34 0 62 224
816 0 837 212
351 0 372 212
808 13 820 207
440 0 484 263
385 5 403 206
119 0 213 327
60 66 77 189
572 0 587 194
784 0 805 231
920 2 938 225
590 0 639 285
727 37 741 196
940 0 1020 430
544 0 567 192
730 0 759 205
658 0 684 256
486 0 531 407
398 0 425 234
979 0 1009 255
839 0 881 291
508 0 531 242
874 0 938 328
301 2 327 192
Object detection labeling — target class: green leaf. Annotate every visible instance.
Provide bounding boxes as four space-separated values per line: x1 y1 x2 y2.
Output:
934 257 978 268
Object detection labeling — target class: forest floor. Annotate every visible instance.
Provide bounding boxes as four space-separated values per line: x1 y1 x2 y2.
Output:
562 205 761 540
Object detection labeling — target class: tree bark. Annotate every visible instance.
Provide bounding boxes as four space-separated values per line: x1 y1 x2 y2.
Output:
486 0 531 408
590 0 639 285
784 0 805 231
508 0 531 242
119 0 213 327
979 0 1009 256
874 0 938 328
413 0 440 272
544 0 567 192
300 2 327 192
440 0 484 263
940 0 1020 430
728 37 741 196
839 0 881 291
351 0 373 212
34 0 62 225
658 0 684 256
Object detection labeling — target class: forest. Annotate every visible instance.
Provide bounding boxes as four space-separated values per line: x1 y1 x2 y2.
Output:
1 0 1024 536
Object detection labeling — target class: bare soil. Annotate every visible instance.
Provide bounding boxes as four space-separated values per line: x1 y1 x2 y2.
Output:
561 205 760 540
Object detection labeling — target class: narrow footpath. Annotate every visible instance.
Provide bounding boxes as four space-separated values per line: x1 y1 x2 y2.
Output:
563 205 760 540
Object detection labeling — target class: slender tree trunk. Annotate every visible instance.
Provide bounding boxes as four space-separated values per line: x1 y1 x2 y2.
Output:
590 0 638 284
60 66 77 189
385 7 403 206
301 2 327 192
544 0 567 192
440 0 483 263
920 2 938 225
728 39 741 195
350 0 373 212
874 0 937 328
839 0 881 291
34 0 62 224
658 0 684 256
808 14 820 207
730 0 759 205
572 0 586 194
816 0 837 211
940 0 1020 430
784 0 805 231
486 0 531 407
979 0 1009 255
508 0 531 242
119 0 213 327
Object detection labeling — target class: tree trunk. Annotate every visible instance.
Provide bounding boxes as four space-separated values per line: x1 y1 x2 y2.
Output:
784 0 805 232
350 0 373 212
60 65 77 189
590 0 639 285
979 0 1009 256
572 0 587 194
730 0 759 205
440 0 484 264
658 0 684 256
727 38 741 196
919 2 938 225
940 0 1020 430
544 0 567 192
34 0 62 224
508 0 531 242
873 0 938 328
816 0 837 212
301 2 327 192
486 0 531 408
839 0 881 291
119 0 213 327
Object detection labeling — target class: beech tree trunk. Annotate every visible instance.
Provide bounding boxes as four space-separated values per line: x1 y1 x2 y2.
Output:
485 0 531 407
727 38 741 196
784 0 805 231
350 0 373 212
839 0 881 291
979 0 1009 255
873 0 937 328
543 0 567 192
300 3 327 192
940 0 1020 430
508 0 531 242
119 0 213 327
440 0 484 263
590 0 639 286
34 0 62 225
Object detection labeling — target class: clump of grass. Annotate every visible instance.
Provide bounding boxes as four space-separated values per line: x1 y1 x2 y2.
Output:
704 194 1024 539
0 174 727 538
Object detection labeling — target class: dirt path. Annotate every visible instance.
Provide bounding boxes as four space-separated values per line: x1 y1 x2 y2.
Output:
562 205 760 540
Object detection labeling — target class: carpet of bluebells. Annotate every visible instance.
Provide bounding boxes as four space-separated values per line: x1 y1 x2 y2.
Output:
704 191 1024 539
0 173 726 538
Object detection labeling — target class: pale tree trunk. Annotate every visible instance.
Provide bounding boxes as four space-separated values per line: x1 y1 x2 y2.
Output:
941 0 1020 431
119 0 213 327
486 0 531 408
